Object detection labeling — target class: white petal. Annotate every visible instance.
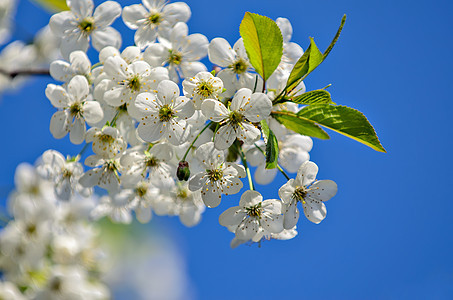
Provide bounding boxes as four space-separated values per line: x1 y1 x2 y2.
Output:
219 206 246 227
45 84 71 108
91 27 122 52
157 80 179 104
82 101 104 124
188 172 205 192
295 161 318 187
201 187 222 208
60 34 89 60
137 122 164 143
276 17 293 43
308 180 338 202
143 43 167 67
136 206 152 223
254 164 277 185
201 99 228 122
122 4 147 29
237 122 260 145
162 2 191 24
69 117 86 144
135 24 158 49
67 0 93 18
208 38 235 67
180 61 207 79
303 200 326 224
49 11 75 37
239 190 262 207
93 1 122 27
230 88 252 112
167 120 190 145
49 61 73 82
214 125 237 150
69 51 91 75
283 200 300 229
194 142 224 168
278 179 296 204
50 110 70 139
235 218 260 241
243 92 272 122
67 75 89 102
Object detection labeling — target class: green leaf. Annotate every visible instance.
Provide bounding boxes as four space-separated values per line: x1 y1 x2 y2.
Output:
31 0 68 12
271 111 330 140
260 120 279 169
286 38 323 92
297 104 386 152
240 12 283 81
285 15 346 92
283 89 335 105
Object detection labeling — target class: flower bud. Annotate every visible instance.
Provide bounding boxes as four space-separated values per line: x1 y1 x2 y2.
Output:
177 161 190 181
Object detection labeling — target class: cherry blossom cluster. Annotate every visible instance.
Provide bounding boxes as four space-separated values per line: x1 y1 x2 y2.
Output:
0 0 345 296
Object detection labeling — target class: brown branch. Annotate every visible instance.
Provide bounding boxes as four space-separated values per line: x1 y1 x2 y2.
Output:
0 69 50 79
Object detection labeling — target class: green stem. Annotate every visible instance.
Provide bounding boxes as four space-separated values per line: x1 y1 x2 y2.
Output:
212 122 220 142
182 122 211 161
253 143 291 181
238 146 254 191
110 110 121 127
91 62 102 70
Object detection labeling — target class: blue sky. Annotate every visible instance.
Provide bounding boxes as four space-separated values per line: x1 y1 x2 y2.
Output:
1 0 452 299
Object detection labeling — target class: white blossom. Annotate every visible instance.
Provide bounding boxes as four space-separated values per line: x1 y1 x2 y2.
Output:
182 71 224 109
279 161 337 227
49 0 122 59
202 88 272 150
122 0 191 49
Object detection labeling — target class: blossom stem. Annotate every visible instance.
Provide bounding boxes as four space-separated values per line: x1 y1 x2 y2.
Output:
110 110 121 127
91 62 102 70
253 143 291 181
238 146 254 191
182 122 211 161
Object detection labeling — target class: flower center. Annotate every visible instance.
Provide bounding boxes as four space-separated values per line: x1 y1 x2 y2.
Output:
127 75 141 92
196 81 214 98
168 50 183 65
99 134 114 144
78 18 95 34
207 168 223 182
159 104 175 122
246 203 262 218
293 186 307 204
228 111 244 128
69 101 82 117
148 13 162 25
145 156 159 168
136 185 148 198
62 168 73 179
177 188 189 199
231 59 248 74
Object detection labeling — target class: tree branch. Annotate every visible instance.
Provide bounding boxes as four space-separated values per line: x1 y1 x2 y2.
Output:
0 69 50 79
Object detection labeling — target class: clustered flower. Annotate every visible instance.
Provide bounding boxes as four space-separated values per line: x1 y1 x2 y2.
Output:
1 0 341 297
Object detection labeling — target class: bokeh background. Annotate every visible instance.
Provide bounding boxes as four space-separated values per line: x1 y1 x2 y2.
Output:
0 0 452 299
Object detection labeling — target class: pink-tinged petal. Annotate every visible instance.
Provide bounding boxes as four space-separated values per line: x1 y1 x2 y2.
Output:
303 200 326 224
208 38 235 67
93 1 121 27
92 27 122 52
295 161 318 187
283 200 300 229
50 110 70 139
307 180 338 202
122 4 148 29
46 84 71 108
